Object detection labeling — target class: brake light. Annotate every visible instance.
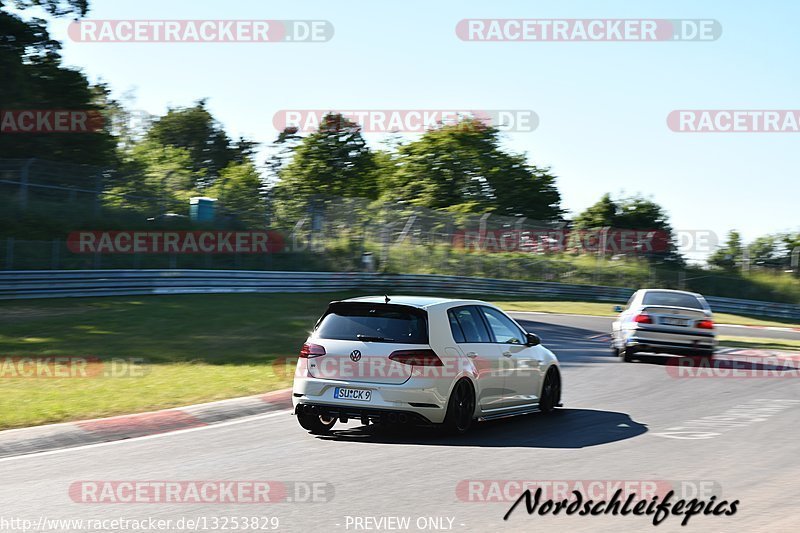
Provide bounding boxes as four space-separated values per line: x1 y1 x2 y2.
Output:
697 320 714 329
633 313 653 324
299 343 326 358
388 349 443 367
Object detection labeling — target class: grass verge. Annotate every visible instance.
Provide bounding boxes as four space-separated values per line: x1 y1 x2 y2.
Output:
717 336 800 352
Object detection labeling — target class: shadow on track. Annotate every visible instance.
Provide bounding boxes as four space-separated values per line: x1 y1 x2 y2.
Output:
317 408 647 448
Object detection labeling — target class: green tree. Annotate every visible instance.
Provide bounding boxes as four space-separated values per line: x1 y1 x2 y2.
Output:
6 1 88 15
207 161 266 226
382 118 562 220
573 194 672 232
572 193 677 260
709 230 743 270
144 101 250 187
571 193 617 228
107 139 196 214
270 113 378 222
748 235 783 268
0 0 117 165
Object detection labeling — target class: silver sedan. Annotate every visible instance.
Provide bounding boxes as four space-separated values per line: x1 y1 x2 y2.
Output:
611 289 716 362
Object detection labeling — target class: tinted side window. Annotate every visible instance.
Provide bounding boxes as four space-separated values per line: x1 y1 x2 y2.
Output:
448 310 466 343
449 306 491 343
480 307 524 344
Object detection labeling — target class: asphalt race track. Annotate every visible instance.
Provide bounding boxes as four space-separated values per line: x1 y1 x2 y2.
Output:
1 314 798 532
510 311 800 342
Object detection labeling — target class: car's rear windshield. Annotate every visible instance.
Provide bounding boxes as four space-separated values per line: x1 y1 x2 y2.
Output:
642 291 703 309
316 303 428 344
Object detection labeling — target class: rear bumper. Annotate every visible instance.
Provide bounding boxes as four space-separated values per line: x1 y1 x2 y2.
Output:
292 376 450 423
617 324 716 356
626 332 716 356
294 402 434 425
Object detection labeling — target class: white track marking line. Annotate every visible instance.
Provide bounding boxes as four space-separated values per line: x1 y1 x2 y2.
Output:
0 409 293 464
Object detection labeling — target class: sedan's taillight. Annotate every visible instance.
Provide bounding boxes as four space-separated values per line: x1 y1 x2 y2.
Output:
633 313 653 324
299 343 326 358
388 349 443 367
696 319 714 329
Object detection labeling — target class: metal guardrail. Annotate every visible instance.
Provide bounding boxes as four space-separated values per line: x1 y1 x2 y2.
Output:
0 270 799 320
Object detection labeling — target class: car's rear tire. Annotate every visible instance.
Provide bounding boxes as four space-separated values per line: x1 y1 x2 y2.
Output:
539 368 561 414
441 379 475 435
297 412 337 434
619 346 635 362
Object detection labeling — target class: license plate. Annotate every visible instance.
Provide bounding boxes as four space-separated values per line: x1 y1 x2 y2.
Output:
334 387 372 402
662 318 688 326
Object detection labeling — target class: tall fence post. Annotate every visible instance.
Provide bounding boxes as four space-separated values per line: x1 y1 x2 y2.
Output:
19 159 35 210
51 239 60 270
5 237 13 270
94 172 103 217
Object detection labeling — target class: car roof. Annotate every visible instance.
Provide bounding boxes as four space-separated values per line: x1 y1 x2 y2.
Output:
340 295 488 309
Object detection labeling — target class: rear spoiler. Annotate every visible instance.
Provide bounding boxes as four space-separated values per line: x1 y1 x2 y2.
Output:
314 301 428 329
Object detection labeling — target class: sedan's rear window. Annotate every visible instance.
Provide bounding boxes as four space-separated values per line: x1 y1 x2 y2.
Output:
642 291 704 309
316 303 428 344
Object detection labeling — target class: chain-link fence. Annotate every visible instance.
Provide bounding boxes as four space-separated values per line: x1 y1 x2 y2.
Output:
1 158 798 302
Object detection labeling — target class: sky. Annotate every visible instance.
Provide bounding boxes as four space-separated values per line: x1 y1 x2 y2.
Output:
30 0 800 260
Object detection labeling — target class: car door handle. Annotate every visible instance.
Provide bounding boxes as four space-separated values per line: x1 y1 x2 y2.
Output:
502 351 513 357
466 352 478 358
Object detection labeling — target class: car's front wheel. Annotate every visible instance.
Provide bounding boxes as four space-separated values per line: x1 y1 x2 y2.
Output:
297 412 337 434
441 379 475 435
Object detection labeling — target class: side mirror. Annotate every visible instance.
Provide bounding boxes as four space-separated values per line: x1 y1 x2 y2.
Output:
525 333 541 346
613 305 623 313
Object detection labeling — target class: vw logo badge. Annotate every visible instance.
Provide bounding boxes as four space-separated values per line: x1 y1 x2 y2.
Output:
350 350 362 362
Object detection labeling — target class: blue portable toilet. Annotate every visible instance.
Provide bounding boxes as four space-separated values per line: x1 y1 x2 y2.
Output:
190 197 217 222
